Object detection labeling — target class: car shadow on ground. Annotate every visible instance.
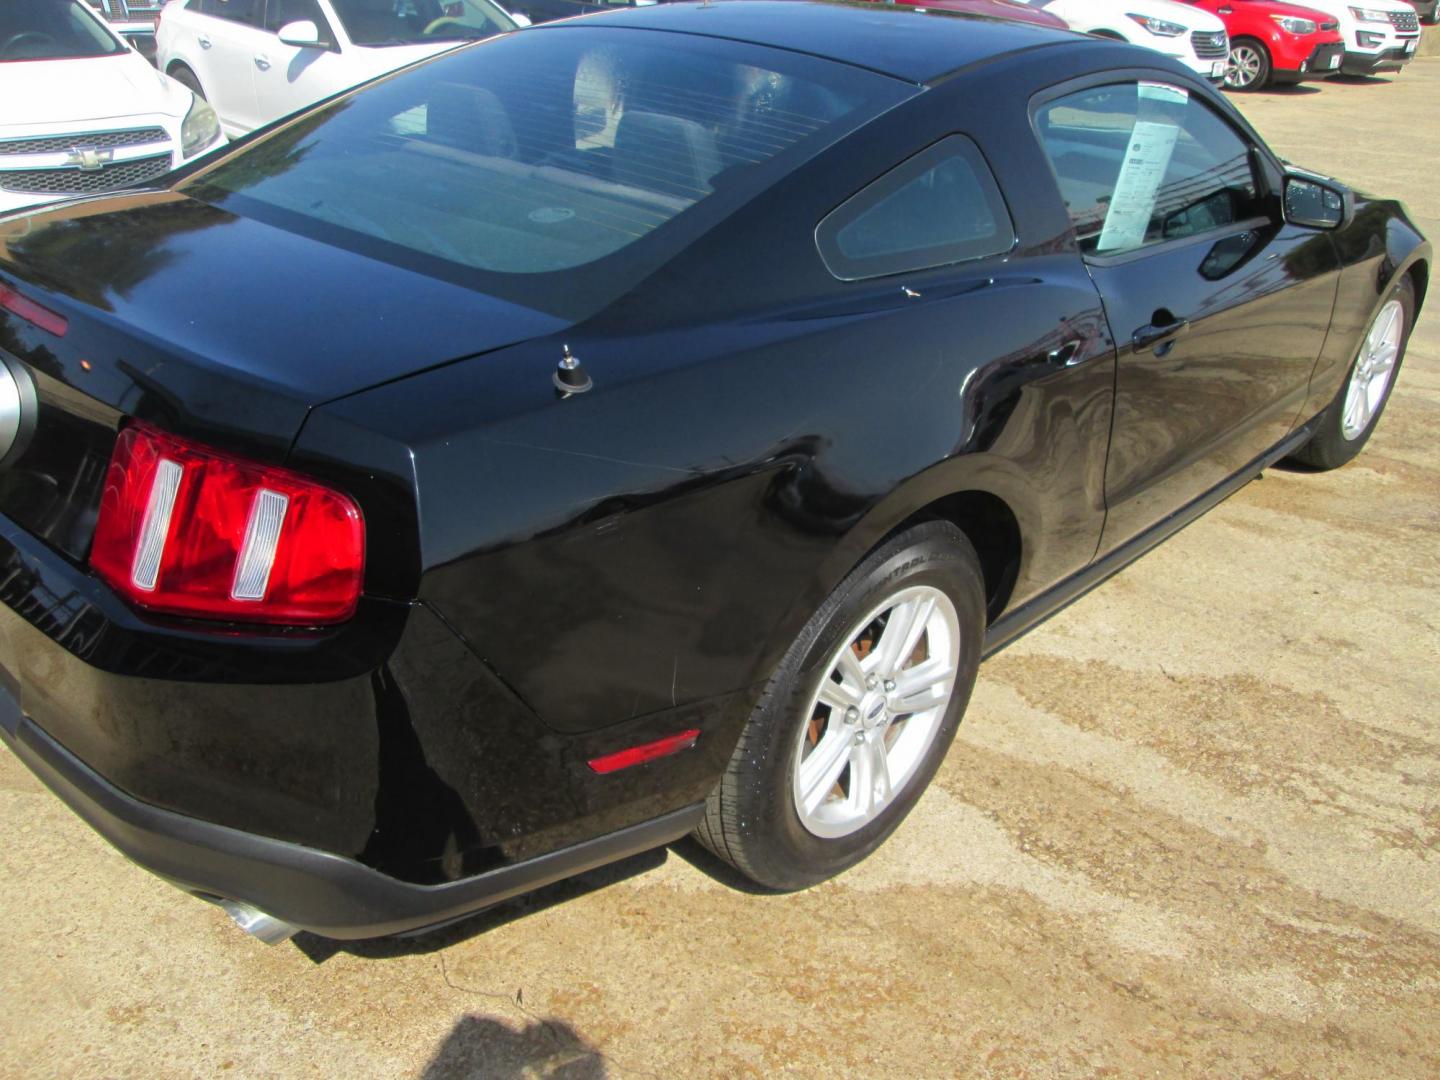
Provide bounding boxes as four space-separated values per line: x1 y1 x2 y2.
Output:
1252 83 1323 95
290 836 775 964
420 1014 609 1079
1329 74 1397 85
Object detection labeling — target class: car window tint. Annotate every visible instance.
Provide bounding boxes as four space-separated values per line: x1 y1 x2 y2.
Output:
816 135 1015 281
1035 82 1260 256
197 0 264 25
329 0 511 44
186 28 914 319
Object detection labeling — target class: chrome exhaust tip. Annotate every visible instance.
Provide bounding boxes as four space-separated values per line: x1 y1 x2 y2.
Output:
218 900 299 945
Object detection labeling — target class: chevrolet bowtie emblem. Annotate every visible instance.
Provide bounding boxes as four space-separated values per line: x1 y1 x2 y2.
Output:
66 146 114 172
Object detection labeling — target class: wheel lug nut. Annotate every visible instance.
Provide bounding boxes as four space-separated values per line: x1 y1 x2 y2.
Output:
883 679 896 692
865 673 879 690
845 706 859 725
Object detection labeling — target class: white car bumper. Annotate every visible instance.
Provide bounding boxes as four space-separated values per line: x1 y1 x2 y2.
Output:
0 115 187 216
1342 17 1420 72
1169 51 1231 80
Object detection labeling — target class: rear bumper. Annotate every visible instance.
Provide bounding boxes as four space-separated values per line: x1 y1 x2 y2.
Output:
1 696 703 939
0 507 742 932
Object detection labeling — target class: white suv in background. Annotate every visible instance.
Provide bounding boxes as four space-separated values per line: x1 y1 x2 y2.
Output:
0 0 223 215
1294 0 1420 74
1018 0 1232 81
155 0 520 138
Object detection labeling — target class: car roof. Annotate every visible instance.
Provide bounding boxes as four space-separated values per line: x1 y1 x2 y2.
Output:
543 0 1085 85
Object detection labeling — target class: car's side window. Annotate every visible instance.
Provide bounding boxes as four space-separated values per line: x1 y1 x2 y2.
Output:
815 135 1015 281
194 0 264 25
1034 82 1263 257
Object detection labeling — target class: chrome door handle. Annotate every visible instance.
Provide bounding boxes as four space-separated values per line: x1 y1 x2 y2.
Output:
1131 317 1189 355
1046 340 1084 367
254 54 271 70
197 34 211 48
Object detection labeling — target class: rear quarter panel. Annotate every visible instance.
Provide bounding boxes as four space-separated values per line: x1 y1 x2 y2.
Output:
303 46 1118 736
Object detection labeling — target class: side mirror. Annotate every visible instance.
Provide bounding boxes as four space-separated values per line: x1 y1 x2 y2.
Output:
1283 175 1346 230
277 19 323 47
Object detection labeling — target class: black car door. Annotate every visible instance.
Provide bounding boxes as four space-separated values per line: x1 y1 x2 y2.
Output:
1033 77 1339 553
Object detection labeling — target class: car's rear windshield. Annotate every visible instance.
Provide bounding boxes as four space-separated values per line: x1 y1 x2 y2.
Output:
184 26 913 318
329 0 514 46
0 0 125 61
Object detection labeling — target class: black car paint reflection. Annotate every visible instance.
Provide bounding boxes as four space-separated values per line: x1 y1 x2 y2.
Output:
0 5 1429 916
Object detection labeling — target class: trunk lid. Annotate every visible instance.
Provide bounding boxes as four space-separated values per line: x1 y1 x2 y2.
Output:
0 190 564 563
0 191 566 407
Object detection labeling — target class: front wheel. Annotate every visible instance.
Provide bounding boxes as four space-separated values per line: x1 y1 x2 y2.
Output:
1288 276 1413 470
1225 39 1272 91
695 521 985 890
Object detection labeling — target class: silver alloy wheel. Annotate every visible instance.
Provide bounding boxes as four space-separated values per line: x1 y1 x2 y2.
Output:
1341 298 1403 440
1226 44 1263 88
791 584 960 839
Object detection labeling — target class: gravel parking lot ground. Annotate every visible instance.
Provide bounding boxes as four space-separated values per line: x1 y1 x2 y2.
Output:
3 57 1438 1080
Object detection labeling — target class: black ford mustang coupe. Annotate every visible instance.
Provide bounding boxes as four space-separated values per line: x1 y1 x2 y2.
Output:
0 2 1428 943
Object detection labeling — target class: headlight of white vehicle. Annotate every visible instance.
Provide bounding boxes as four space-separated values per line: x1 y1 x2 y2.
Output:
1126 13 1188 36
1347 5 1392 20
1272 13 1319 31
181 94 222 158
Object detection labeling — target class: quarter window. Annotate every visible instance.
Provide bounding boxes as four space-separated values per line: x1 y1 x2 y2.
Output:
816 135 1015 281
1035 82 1261 256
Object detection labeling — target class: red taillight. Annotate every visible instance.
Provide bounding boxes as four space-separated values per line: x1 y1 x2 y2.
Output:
91 422 364 625
587 729 701 774
0 283 67 338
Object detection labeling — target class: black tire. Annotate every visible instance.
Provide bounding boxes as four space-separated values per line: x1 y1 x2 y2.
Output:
1089 29 1126 40
695 521 985 891
1288 275 1414 471
1226 38 1272 92
169 63 206 101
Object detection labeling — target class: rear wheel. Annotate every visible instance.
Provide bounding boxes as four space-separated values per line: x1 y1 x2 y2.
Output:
1288 276 1413 470
168 63 206 100
696 522 985 890
1225 39 1272 91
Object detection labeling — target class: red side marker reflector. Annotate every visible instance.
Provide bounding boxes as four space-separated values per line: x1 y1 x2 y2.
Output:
0 283 67 338
587 729 701 774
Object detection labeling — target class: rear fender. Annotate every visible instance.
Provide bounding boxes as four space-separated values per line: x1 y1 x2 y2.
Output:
761 451 1045 671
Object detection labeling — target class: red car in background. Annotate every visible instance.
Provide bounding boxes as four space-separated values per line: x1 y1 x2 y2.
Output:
874 0 1070 29
1180 0 1346 89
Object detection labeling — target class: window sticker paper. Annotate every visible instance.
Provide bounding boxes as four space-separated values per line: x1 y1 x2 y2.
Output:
1097 118 1180 252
